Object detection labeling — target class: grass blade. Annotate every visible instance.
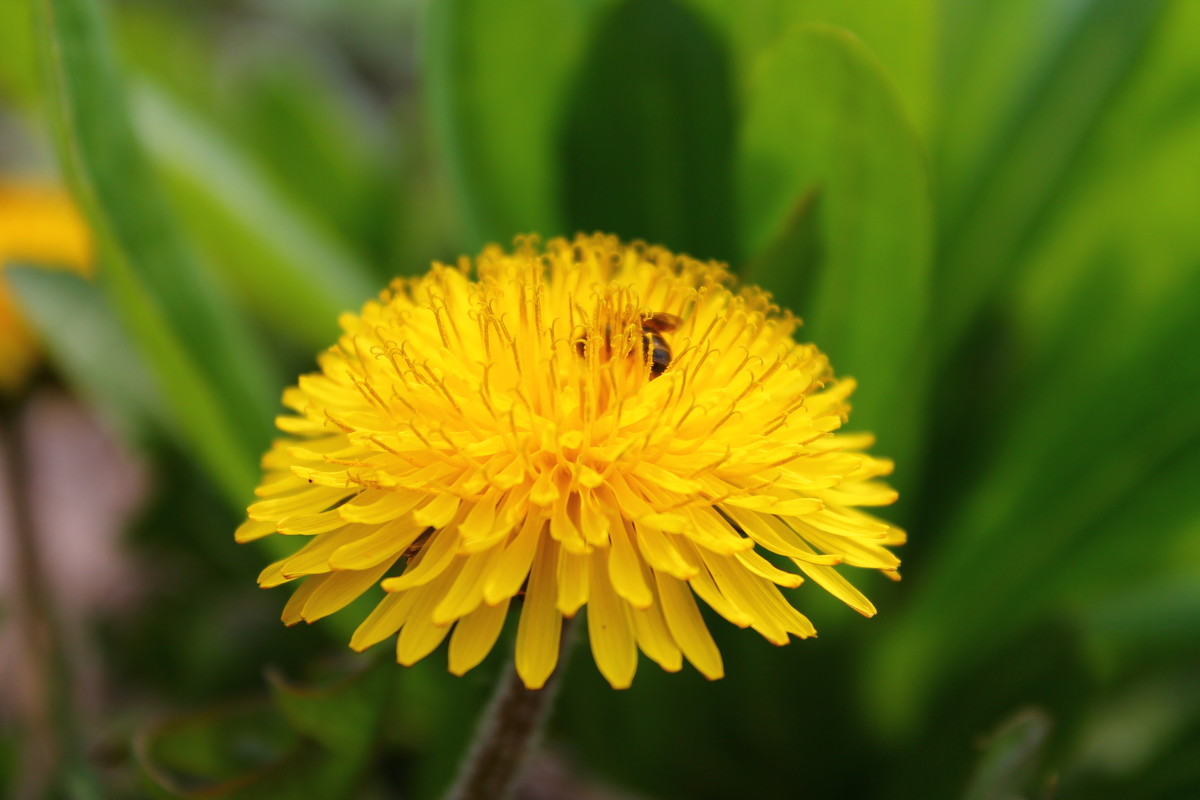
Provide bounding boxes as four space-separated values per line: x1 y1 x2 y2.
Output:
936 0 1168 351
425 0 609 250
135 83 377 349
737 23 933 482
6 265 165 443
34 0 277 503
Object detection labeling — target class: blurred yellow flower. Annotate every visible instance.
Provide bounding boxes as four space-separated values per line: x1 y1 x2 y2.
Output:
239 234 904 689
0 182 92 393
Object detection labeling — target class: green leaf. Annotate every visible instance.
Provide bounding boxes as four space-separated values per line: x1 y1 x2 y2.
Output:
425 0 611 250
1066 673 1200 791
110 3 223 117
936 0 1169 351
135 83 377 349
962 709 1053 800
736 23 933 482
6 265 165 442
137 663 392 799
934 0 1075 217
683 0 937 131
559 0 738 263
220 43 392 266
1081 575 1200 661
99 247 266 506
867 291 1200 742
266 661 391 757
866 14 1200 729
0 0 39 106
135 700 308 800
34 0 277 505
867 277 1200 738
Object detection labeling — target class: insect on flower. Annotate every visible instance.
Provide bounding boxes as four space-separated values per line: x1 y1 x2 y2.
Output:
641 311 682 379
573 310 681 380
237 234 904 689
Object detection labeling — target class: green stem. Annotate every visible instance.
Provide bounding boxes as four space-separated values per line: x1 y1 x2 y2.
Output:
442 618 576 800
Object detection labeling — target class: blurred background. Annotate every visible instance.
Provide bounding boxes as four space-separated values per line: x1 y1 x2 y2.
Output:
2 0 1199 798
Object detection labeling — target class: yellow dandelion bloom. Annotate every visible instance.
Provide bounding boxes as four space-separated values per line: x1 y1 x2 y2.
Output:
239 234 904 689
0 181 93 393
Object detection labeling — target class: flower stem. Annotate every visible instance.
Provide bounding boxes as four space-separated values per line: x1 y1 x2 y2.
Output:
0 398 99 799
443 618 576 800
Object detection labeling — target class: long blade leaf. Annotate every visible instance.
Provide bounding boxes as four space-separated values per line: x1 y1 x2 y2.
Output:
737 23 933 483
34 0 277 503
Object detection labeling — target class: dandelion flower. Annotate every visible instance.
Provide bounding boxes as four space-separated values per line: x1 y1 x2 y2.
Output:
0 182 92 393
239 234 904 689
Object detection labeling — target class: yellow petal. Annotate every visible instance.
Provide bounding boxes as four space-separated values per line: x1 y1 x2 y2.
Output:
395 560 463 665
339 490 425 523
725 491 823 516
253 472 305 498
655 572 723 680
529 468 560 506
734 548 803 588
549 494 586 553
633 522 695 580
460 486 530 553
247 486 349 522
577 490 612 548
483 514 543 605
556 550 589 617
791 522 901 570
682 505 754 554
412 492 462 528
277 510 346 536
515 537 562 689
275 414 331 435
488 455 526 490
754 581 817 638
457 490 502 543
433 547 504 625
721 506 812 559
587 552 637 689
676 543 752 628
698 549 788 644
786 538 876 617
301 555 400 622
351 590 419 651
816 482 898 507
632 461 702 494
258 526 358 585
381 527 460 592
607 516 652 609
448 598 510 676
328 518 426 571
235 518 276 543
629 584 682 672
284 434 354 459
281 576 324 626
806 508 892 537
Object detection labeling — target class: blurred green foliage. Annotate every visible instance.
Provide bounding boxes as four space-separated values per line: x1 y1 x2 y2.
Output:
3 0 1199 798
